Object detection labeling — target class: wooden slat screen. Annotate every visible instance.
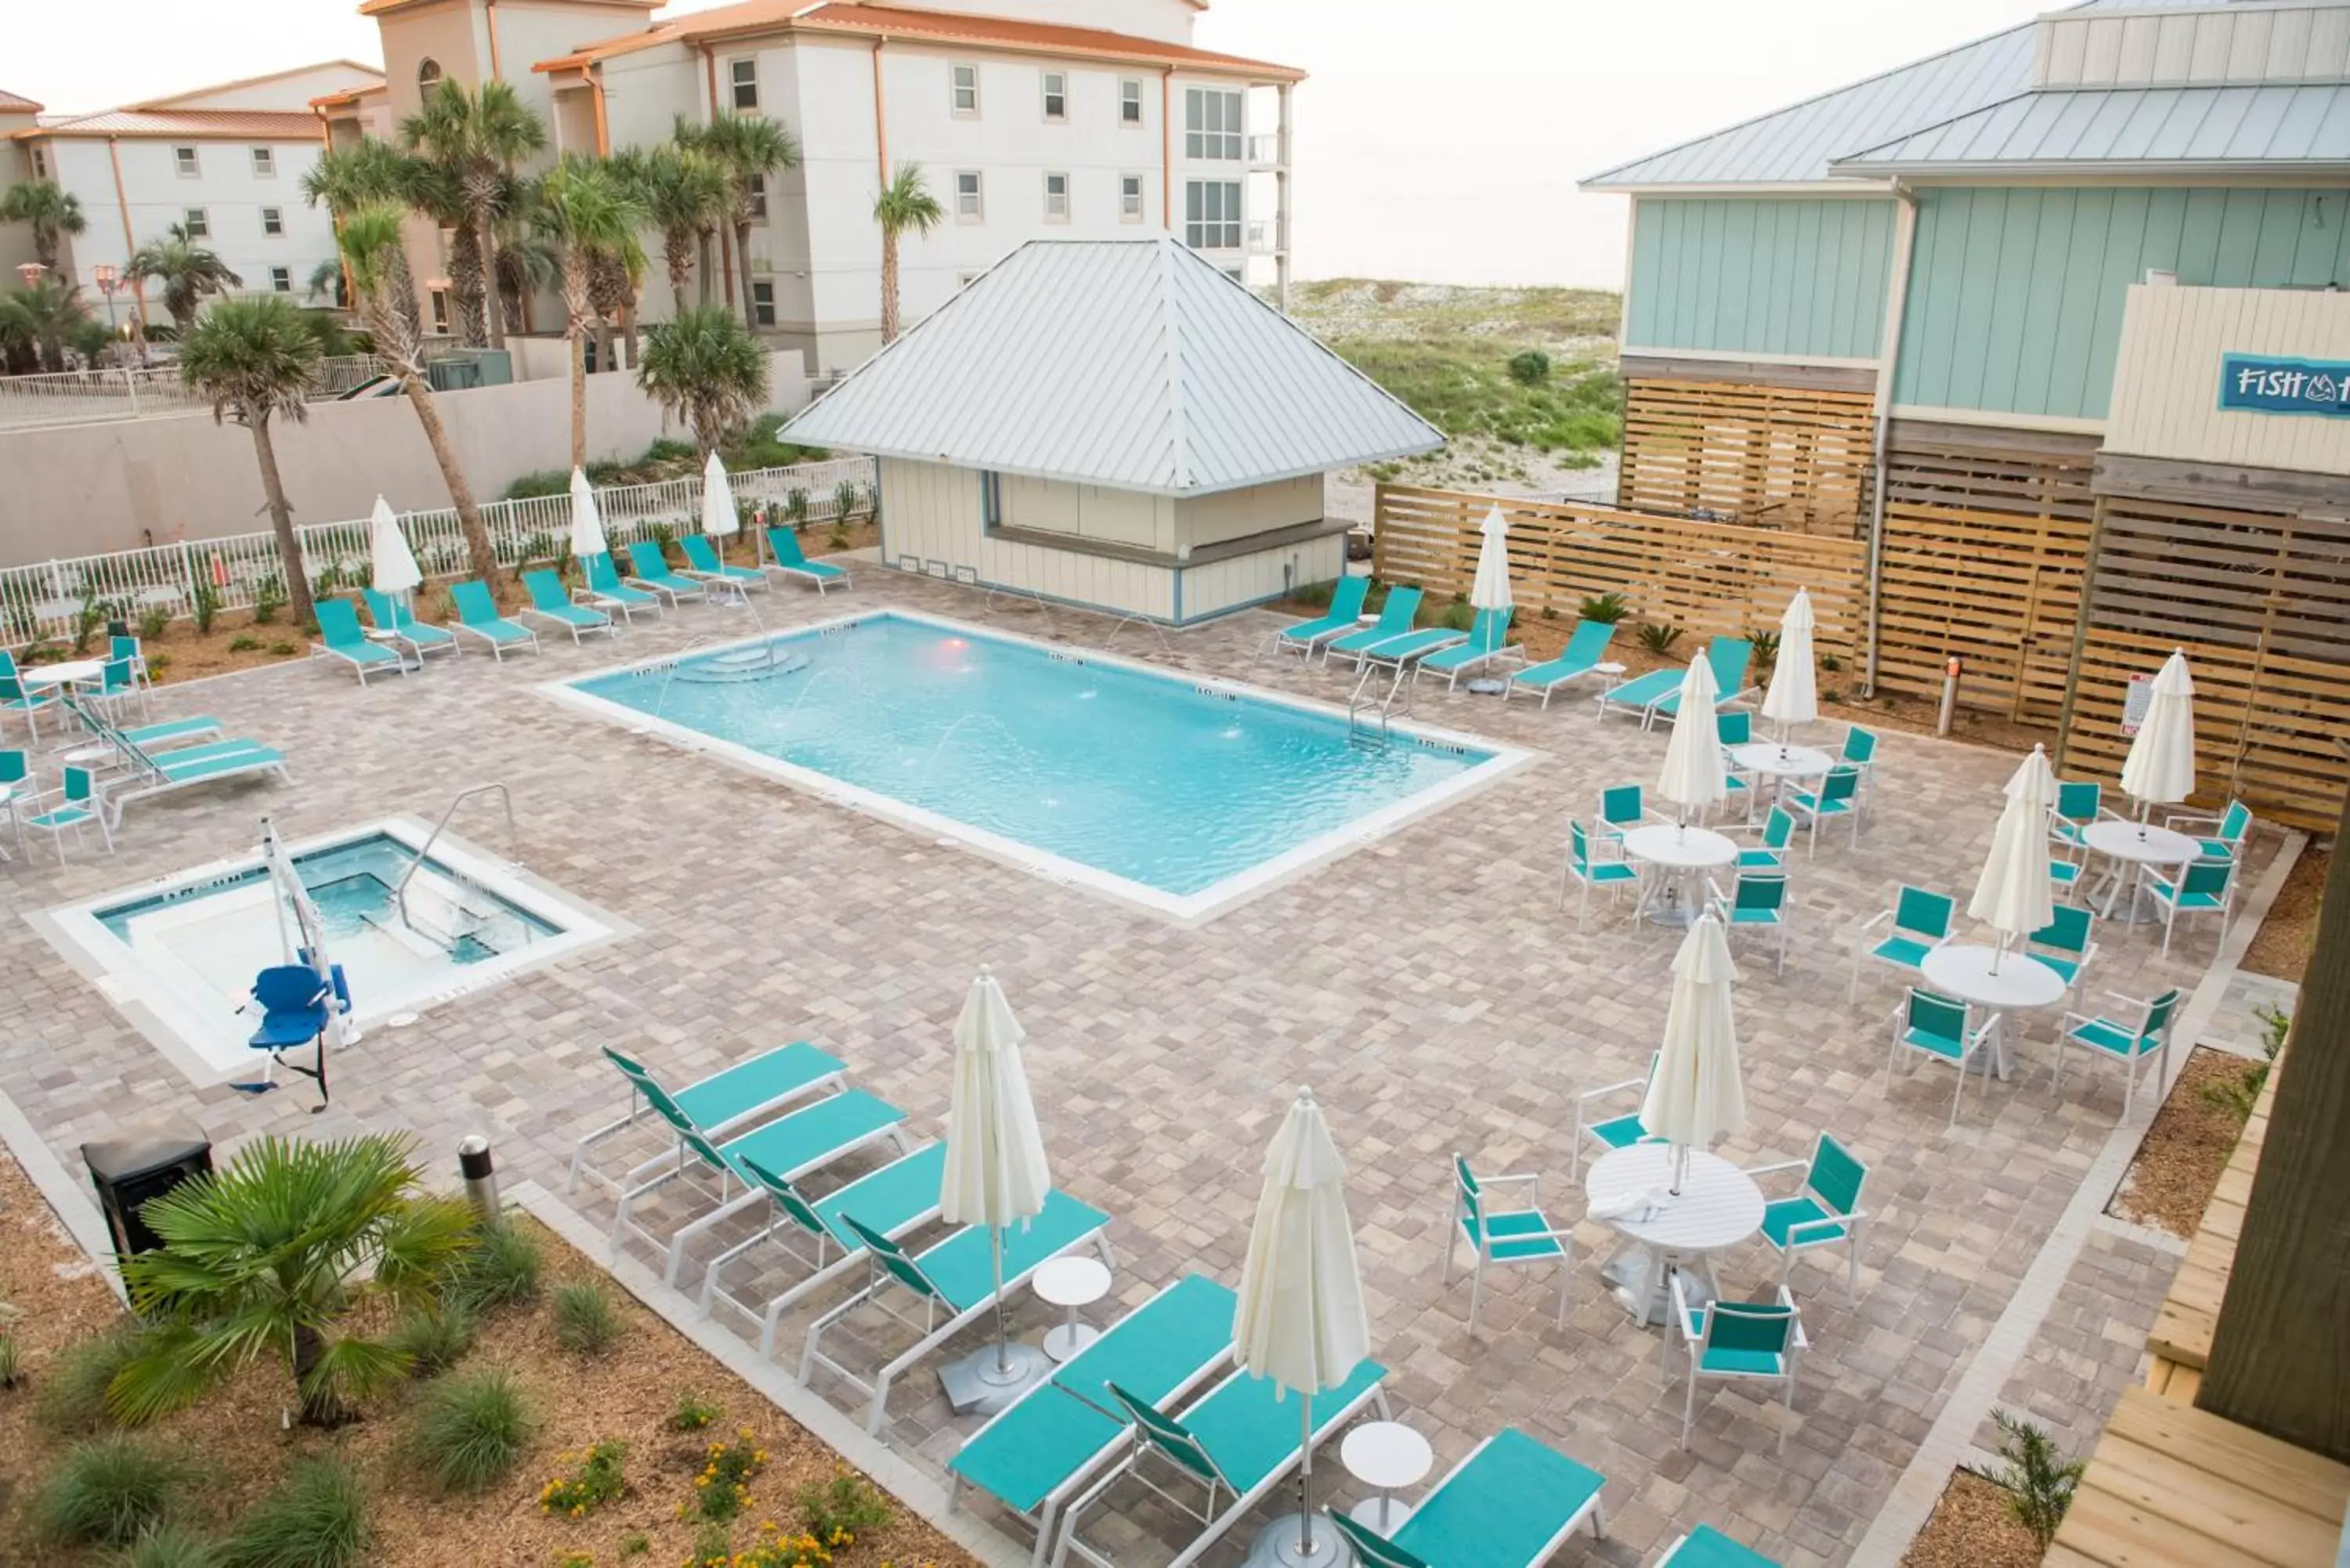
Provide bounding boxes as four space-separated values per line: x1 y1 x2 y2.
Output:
1874 432 2099 723
1372 483 1866 664
1619 378 1877 536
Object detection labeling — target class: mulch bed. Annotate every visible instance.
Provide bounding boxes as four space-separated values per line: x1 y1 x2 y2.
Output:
0 1146 977 1568
2108 1047 2263 1240
1900 1470 2044 1568
2242 843 2325 985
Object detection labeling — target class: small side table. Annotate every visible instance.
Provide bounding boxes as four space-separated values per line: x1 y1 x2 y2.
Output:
1593 661 1627 690
1342 1421 1434 1534
1034 1255 1112 1363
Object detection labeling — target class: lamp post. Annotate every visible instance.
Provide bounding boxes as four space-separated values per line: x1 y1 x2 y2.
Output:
93 263 122 345
13 262 43 290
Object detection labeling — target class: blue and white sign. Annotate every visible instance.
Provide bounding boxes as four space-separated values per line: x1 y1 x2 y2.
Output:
2219 354 2350 417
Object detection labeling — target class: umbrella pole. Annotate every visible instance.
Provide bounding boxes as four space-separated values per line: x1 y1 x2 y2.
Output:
992 1225 1010 1375
1298 1393 1314 1557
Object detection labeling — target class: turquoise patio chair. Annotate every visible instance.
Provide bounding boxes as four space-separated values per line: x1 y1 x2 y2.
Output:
95 656 146 724
1324 585 1423 667
1444 1155 1574 1339
1708 870 1789 974
1667 1277 1806 1454
1716 710 1753 746
1506 617 1618 707
1055 1357 1388 1568
1658 1525 1784 1567
1839 725 1879 813
947 1273 1236 1568
583 551 661 618
2055 988 2182 1121
1785 766 1861 855
1599 781 1656 845
2167 797 2253 863
1572 1050 1660 1177
1737 806 1796 871
1746 1133 1868 1296
0 667 58 740
449 580 541 660
2144 857 2236 957
1849 884 1954 1002
1887 988 2000 1127
624 539 710 605
0 747 26 855
567 1039 850 1197
2027 905 2099 1004
313 598 406 685
108 634 147 685
2050 779 2108 851
1420 605 1519 689
1327 1427 1609 1568
762 525 851 593
1651 638 1755 724
801 1190 1115 1435
20 766 113 865
361 588 458 662
1270 575 1368 659
519 569 615 642
678 534 769 592
1559 819 1638 929
1716 710 1755 817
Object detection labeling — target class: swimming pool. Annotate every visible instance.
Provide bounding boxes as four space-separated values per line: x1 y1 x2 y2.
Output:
38 822 624 1081
554 610 1533 922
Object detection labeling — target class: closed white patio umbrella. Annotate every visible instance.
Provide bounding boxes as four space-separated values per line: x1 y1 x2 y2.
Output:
1970 744 2058 970
1233 1087 1369 1566
566 468 608 562
1640 910 1745 1195
701 452 740 551
1470 504 1513 612
2121 649 2196 829
1658 651 1726 826
1760 588 1818 739
367 496 422 600
939 966 1054 1404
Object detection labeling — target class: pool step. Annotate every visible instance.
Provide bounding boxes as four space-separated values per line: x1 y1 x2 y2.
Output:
672 649 810 685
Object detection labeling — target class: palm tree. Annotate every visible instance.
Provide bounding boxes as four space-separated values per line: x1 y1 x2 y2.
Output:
872 163 944 345
0 179 87 272
301 137 426 342
637 306 772 457
536 154 647 469
400 79 546 351
0 279 92 372
693 114 799 330
176 298 324 628
494 226 559 336
110 1134 475 1429
127 223 241 334
305 256 348 308
588 241 643 377
632 141 732 316
339 204 501 583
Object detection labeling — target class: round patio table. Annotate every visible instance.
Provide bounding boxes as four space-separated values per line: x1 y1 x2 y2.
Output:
1585 1143 1763 1328
19 659 104 690
1618 822 1737 927
2081 818 2199 924
1920 944 2066 1080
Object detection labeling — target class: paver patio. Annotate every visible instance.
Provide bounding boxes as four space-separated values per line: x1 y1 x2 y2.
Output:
0 565 2242 1566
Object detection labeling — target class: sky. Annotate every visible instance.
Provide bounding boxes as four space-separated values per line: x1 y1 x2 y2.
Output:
9 0 2055 289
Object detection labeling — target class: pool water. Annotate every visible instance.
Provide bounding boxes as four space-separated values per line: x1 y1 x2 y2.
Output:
566 612 1516 912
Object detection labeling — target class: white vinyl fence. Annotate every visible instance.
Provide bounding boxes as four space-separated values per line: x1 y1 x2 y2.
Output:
0 457 876 647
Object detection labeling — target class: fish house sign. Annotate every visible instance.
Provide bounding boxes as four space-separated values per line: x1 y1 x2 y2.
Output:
2220 354 2350 417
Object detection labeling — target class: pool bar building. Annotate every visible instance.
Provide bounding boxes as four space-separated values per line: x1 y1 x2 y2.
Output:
1582 0 2350 829
783 237 1444 625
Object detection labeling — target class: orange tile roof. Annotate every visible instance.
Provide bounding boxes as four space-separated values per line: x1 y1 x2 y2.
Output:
360 0 653 14
534 0 1300 81
27 108 326 140
310 83 389 110
0 89 43 114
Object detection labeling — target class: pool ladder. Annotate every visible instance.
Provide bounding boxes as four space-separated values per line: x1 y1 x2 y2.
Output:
1346 659 1412 744
393 782 522 939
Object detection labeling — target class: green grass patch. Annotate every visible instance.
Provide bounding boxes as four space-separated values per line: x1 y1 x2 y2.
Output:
1328 337 1620 461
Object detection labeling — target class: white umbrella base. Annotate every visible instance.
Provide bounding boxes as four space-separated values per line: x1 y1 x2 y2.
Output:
939 1342 1052 1416
1600 1245 1722 1329
1240 1512 1353 1567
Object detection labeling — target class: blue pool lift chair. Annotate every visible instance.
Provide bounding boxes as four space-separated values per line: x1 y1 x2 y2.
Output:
240 962 342 1110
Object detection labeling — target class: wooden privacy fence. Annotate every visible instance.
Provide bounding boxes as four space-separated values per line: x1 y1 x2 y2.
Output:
1618 378 1877 536
1373 484 1865 663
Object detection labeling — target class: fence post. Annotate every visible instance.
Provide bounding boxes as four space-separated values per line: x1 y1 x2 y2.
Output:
178 541 199 611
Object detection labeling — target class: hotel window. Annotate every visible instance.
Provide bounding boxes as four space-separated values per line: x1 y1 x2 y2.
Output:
1119 78 1143 125
954 169 982 221
1184 87 1242 160
261 206 284 237
31 147 45 178
950 63 979 117
729 57 759 112
418 58 443 90
251 146 276 176
1043 172 1068 222
1184 179 1238 250
746 175 768 221
1041 71 1066 121
750 280 776 327
1119 174 1143 222
269 266 291 292
174 146 200 177
429 288 450 334
182 207 210 238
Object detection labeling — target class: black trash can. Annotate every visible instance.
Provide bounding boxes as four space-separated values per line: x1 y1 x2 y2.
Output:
81 1119 212 1259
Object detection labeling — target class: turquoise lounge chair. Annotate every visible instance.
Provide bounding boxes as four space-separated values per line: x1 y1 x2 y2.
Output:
1271 576 1370 659
519 569 615 642
361 589 457 663
583 551 660 619
762 526 850 593
1324 586 1424 667
314 598 407 685
626 540 710 605
449 581 541 660
1596 638 1753 729
567 1040 850 1197
678 534 769 592
1053 1357 1389 1568
1419 605 1519 689
107 733 289 813
1329 1427 1609 1568
1507 618 1618 707
1659 1525 1784 1567
800 1189 1115 1435
948 1274 1237 1568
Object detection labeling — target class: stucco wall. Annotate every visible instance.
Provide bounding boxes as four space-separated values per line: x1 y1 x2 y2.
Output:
0 351 809 562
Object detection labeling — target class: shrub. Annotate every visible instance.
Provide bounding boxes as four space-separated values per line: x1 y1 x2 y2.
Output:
1506 349 1551 386
0 1328 19 1389
552 1281 623 1358
145 652 172 678
446 1219 541 1313
408 1367 535 1494
732 1523 837 1568
34 1433 192 1545
668 1389 721 1433
223 1458 371 1568
38 1323 144 1433
1437 601 1474 631
2204 1004 2288 1119
117 1524 228 1568
830 479 862 524
645 436 699 464
266 641 298 657
193 582 222 635
518 530 559 567
1972 1408 2083 1549
1636 622 1683 656
1578 592 1630 624
619 1531 651 1557
540 1440 627 1518
1750 628 1781 673
683 1523 734 1568
385 1301 475 1378
798 1469 891 1552
138 605 172 643
692 1430 767 1523
502 470 571 502
1820 652 1843 672
252 575 286 625
226 634 262 653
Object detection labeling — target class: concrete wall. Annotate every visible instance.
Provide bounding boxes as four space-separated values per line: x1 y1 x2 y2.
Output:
0 351 809 561
2106 284 2350 475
